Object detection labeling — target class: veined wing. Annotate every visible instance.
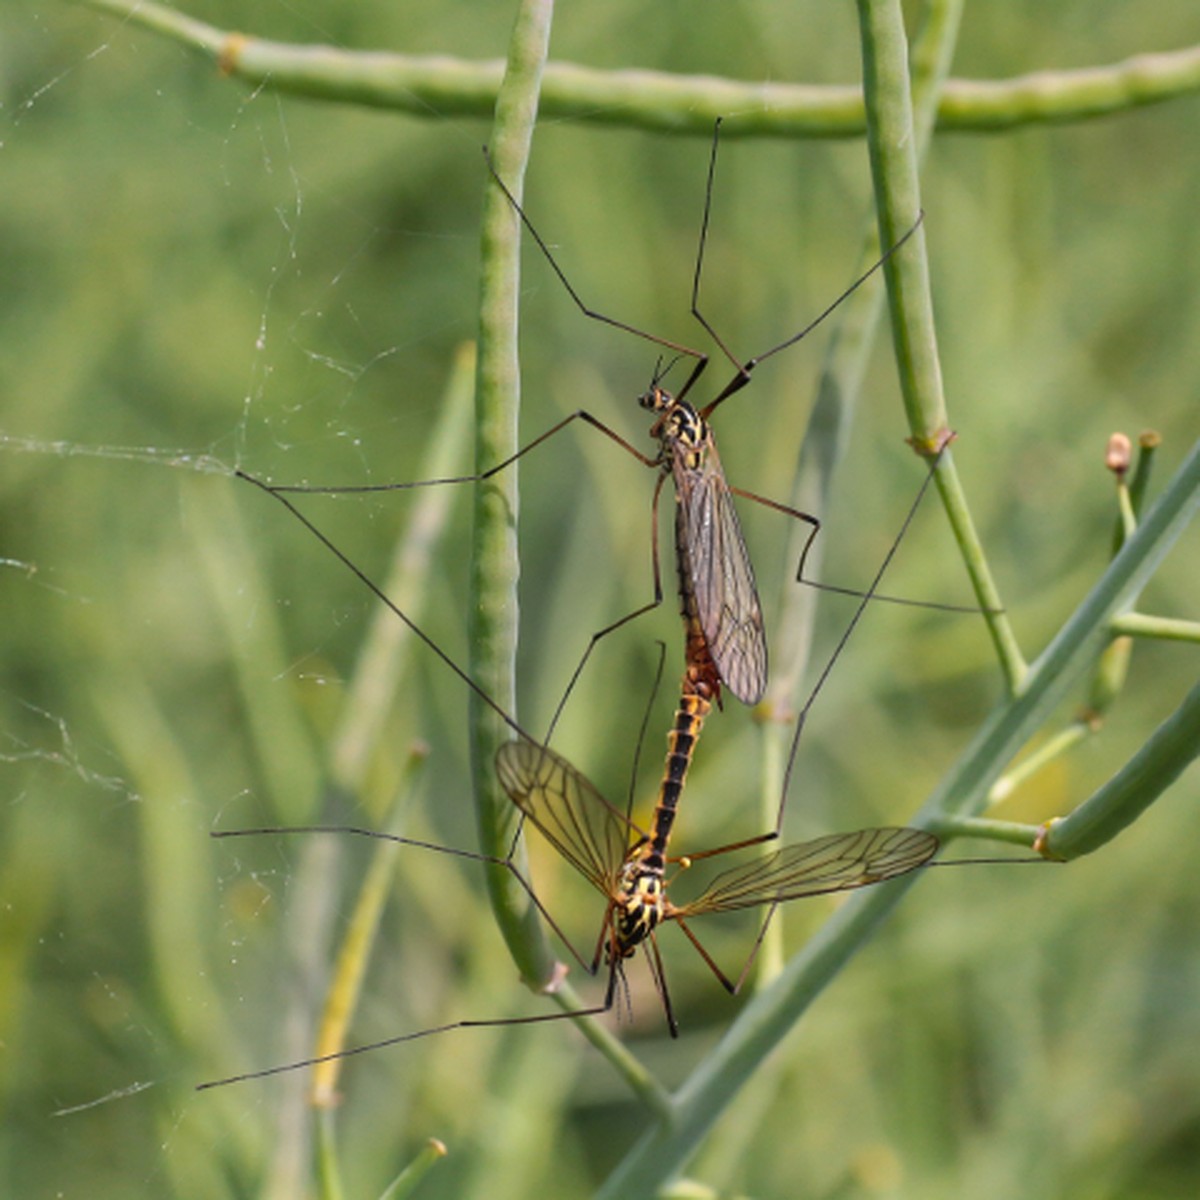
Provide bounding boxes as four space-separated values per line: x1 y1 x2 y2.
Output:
494 740 633 898
676 440 767 705
675 827 938 917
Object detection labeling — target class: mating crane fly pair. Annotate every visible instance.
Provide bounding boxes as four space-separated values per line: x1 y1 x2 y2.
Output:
207 460 941 1089
206 124 971 1089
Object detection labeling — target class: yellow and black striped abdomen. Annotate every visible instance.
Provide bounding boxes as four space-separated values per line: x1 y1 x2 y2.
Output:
644 689 712 871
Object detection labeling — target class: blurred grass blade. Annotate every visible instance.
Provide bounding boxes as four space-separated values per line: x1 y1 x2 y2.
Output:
310 746 430 1108
377 1138 448 1200
190 476 321 825
328 344 475 811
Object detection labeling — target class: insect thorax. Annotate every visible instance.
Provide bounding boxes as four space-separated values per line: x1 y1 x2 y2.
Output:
639 384 709 470
611 854 666 957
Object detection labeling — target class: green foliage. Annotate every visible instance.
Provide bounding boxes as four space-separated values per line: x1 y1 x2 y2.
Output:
1 1 1197 1197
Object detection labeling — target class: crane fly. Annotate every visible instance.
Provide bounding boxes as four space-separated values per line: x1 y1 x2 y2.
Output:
647 371 767 704
264 118 932 713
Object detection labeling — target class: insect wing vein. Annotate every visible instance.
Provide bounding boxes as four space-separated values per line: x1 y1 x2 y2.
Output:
495 741 629 894
678 445 766 704
679 828 938 916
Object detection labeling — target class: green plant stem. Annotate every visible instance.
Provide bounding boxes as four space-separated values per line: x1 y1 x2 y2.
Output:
315 1108 345 1200
79 0 1200 137
1037 677 1200 860
376 1139 449 1200
856 0 1024 692
915 439 1199 829
470 0 558 991
1129 432 1162 515
925 814 1043 847
987 722 1090 804
547 981 672 1120
472 1 640 1082
768 0 965 709
1109 612 1200 642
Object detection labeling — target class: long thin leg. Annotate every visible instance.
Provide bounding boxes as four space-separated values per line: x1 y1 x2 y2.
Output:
696 215 925 422
726 482 821 581
621 641 669 827
729 481 985 613
483 147 711 374
211 824 595 975
671 913 738 996
268 408 659 494
197 991 617 1090
680 116 747 403
729 902 782 995
544 471 670 741
774 457 942 830
644 932 680 1037
680 117 926 421
236 470 536 748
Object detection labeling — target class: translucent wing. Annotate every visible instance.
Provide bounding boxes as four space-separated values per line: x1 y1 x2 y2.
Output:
676 828 938 917
675 440 767 705
494 740 633 898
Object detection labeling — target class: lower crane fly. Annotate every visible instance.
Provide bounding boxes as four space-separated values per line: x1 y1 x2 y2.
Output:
199 460 950 1090
200 734 936 1089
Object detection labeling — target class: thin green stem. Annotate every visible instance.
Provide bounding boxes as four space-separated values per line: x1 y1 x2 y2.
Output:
315 1108 346 1200
547 982 673 1121
856 0 1025 692
914 439 1200 827
469 5 681 1098
470 0 557 990
1037 676 1200 860
767 0 965 709
1129 432 1163 516
926 814 1043 847
1109 612 1200 643
987 722 1091 804
376 1140 449 1200
79 0 1200 137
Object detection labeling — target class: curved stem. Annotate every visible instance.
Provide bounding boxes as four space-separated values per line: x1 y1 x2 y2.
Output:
1037 676 1200 860
80 0 1200 138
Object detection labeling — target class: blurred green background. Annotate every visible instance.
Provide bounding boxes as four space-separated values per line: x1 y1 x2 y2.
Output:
2 2 1198 1197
